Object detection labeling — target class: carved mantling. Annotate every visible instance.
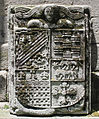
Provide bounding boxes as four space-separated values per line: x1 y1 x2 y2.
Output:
10 5 90 29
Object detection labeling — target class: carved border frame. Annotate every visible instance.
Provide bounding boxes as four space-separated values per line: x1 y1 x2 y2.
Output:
8 4 91 116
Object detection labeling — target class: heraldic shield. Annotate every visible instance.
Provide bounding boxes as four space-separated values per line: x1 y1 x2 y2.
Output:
8 4 91 116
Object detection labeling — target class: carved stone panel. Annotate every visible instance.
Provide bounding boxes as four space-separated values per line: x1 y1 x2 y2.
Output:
8 4 91 116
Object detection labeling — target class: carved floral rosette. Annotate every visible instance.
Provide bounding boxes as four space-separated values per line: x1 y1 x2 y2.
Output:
8 4 91 116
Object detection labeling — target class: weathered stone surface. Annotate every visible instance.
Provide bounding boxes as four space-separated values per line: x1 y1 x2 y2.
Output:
92 72 99 110
3 17 8 42
0 70 7 101
2 0 99 71
0 17 4 30
91 44 99 71
8 4 91 116
0 0 98 117
91 17 99 43
0 7 4 15
0 16 5 44
0 0 97 117
0 0 4 5
5 0 72 6
74 0 99 17
91 44 97 71
0 43 8 70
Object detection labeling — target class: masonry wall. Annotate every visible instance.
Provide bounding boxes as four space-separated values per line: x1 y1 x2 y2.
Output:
0 0 99 111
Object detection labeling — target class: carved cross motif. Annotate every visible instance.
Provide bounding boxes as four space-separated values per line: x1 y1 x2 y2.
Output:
52 82 77 106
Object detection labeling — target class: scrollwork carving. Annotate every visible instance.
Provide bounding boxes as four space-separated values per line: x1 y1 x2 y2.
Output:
11 5 86 28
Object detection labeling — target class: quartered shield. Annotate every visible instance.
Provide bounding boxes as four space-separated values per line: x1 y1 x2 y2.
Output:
8 4 91 115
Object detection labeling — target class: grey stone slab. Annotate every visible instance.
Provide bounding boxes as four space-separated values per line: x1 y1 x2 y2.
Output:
91 43 99 71
0 17 5 36
0 14 5 43
0 70 7 101
0 0 97 117
0 0 4 4
5 0 72 5
0 16 9 43
0 7 5 16
0 35 4 43
91 17 99 43
0 43 8 70
8 4 91 116
4 0 99 17
91 72 99 110
74 0 99 17
89 0 99 17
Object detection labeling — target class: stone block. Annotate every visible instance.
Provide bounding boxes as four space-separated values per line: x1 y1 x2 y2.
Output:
0 35 4 44
4 0 99 17
0 17 5 41
0 70 7 101
0 17 4 31
91 43 99 71
92 44 99 71
0 0 4 5
89 0 99 17
92 72 99 110
8 4 91 116
0 7 5 16
5 0 72 5
91 17 99 43
74 0 99 17
0 43 8 70
3 18 8 42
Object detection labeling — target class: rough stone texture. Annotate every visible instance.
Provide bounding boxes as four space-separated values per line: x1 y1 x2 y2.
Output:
71 1 99 71
91 18 99 44
0 0 98 115
0 70 7 101
74 0 99 17
92 72 99 111
4 0 73 6
8 4 91 116
2 0 99 71
91 43 98 71
91 43 99 71
0 1 7 102
0 43 8 70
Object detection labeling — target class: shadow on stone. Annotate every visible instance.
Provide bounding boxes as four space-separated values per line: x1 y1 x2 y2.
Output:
91 23 99 111
92 73 99 111
91 29 97 71
0 0 8 102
